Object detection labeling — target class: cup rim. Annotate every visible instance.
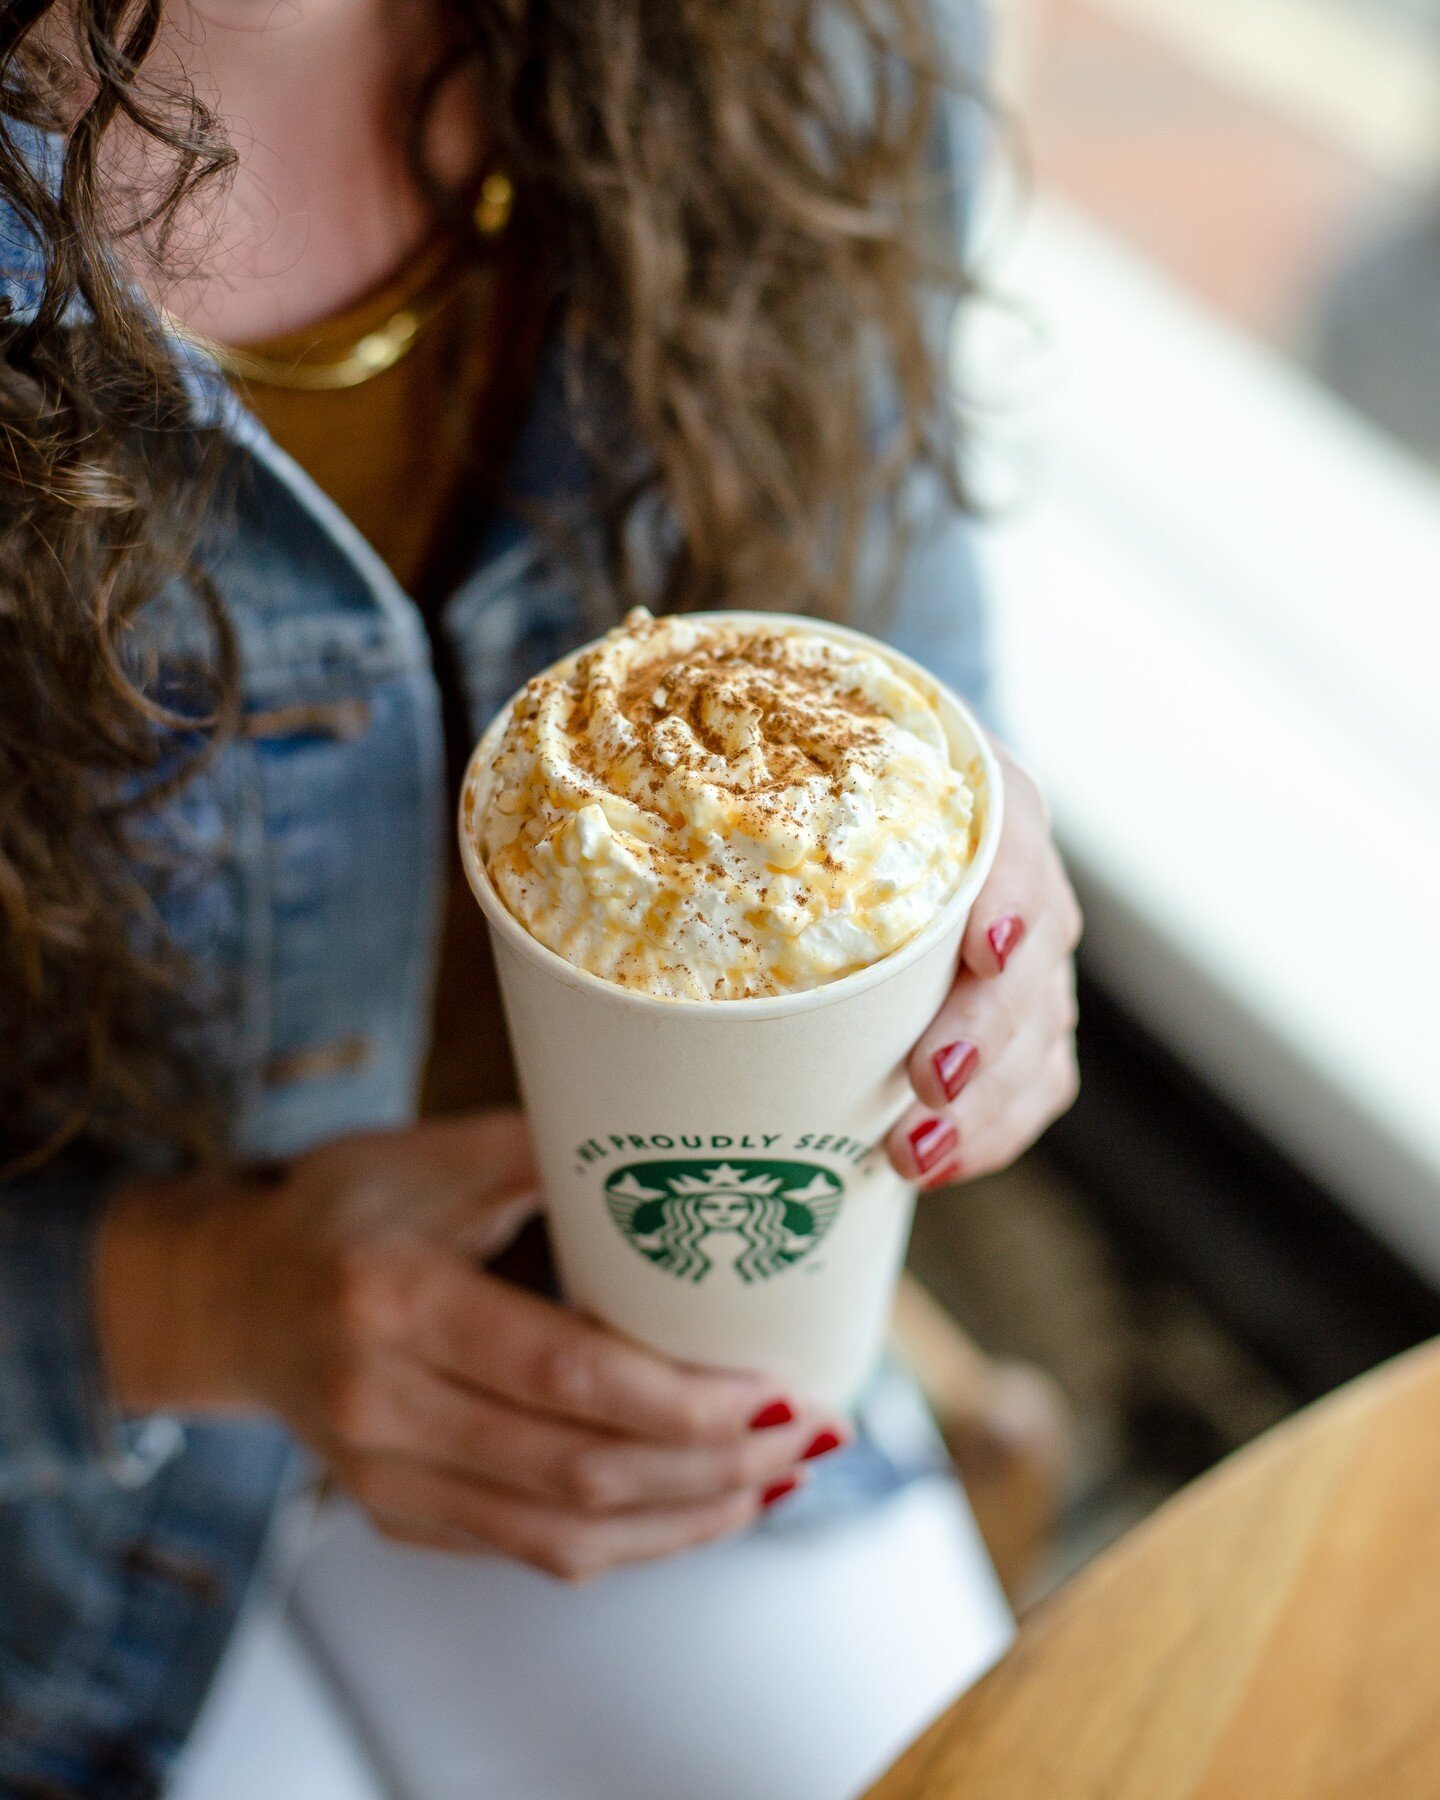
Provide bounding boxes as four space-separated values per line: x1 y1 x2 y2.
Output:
457 611 1005 1019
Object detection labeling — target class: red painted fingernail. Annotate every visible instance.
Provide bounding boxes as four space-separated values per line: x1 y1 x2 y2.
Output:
749 1399 794 1431
908 1116 958 1174
762 1477 799 1508
988 915 1025 970
921 1157 964 1192
802 1429 845 1462
932 1040 979 1102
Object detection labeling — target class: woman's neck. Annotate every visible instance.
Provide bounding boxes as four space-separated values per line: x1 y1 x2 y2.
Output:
139 0 475 346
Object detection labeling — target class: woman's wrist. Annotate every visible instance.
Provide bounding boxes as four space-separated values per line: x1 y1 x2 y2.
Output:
94 1173 260 1416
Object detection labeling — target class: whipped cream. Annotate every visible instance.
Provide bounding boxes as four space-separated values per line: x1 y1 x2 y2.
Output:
469 609 981 1000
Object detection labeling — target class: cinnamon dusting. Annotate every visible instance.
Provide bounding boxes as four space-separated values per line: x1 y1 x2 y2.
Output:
472 608 978 1000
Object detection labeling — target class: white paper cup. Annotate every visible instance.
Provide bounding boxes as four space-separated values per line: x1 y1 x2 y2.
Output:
459 614 1003 1408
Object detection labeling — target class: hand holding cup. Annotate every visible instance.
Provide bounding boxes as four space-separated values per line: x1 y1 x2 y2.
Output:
888 744 1083 1189
97 1112 846 1580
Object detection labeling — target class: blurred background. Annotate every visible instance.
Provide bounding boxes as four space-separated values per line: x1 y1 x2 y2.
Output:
909 0 1440 1593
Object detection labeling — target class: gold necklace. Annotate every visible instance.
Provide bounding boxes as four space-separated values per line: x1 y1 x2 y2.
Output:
165 172 515 393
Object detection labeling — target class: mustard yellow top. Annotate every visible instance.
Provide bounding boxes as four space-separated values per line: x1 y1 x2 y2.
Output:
233 205 550 1116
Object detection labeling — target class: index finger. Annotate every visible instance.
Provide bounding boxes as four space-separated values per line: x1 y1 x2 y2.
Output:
961 753 1055 979
418 1256 794 1446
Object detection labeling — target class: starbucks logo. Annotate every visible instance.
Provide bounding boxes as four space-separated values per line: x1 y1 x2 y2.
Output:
602 1159 844 1285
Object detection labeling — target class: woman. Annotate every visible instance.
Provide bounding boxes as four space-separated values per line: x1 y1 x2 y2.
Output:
0 0 1081 1791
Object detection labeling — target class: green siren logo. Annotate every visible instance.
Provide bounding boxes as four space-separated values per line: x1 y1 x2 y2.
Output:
602 1159 844 1285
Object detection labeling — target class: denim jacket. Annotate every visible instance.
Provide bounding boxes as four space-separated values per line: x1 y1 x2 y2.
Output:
0 25 989 1794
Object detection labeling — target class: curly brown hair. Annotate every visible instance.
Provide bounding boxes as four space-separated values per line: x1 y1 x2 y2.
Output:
0 0 978 1174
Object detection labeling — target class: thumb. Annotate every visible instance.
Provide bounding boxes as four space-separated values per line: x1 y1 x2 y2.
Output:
402 1112 540 1248
451 1184 543 1260
410 1111 537 1196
